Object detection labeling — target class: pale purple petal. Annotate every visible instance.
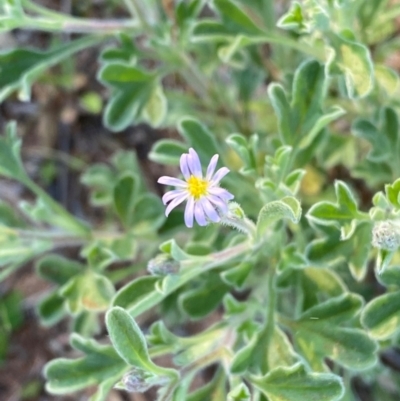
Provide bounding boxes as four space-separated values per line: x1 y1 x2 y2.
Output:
208 186 234 201
200 198 220 223
184 196 195 228
165 192 188 216
187 148 202 177
158 176 187 188
206 154 219 180
194 202 207 226
180 154 190 180
162 190 186 205
208 194 229 214
210 167 229 185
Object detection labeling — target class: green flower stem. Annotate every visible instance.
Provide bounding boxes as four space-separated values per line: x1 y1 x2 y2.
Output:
123 0 151 31
207 241 251 268
20 16 139 33
127 241 251 318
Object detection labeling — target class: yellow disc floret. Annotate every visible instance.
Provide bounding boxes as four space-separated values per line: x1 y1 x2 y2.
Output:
187 175 209 199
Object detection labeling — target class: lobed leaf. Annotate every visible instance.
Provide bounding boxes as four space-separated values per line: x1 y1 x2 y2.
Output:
250 363 344 401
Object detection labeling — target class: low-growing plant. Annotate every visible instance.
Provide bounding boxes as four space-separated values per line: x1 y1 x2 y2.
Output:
1 0 400 400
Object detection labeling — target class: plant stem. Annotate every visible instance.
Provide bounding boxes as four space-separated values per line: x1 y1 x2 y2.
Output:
123 0 151 31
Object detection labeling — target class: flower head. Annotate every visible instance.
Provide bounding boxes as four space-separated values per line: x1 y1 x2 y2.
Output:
158 148 234 227
372 220 400 251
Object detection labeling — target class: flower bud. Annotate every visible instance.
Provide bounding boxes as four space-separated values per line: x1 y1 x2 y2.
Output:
119 368 154 393
147 254 180 276
372 221 400 251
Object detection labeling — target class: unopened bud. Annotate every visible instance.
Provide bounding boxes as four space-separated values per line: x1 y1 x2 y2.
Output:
147 254 180 276
372 221 400 251
120 368 154 393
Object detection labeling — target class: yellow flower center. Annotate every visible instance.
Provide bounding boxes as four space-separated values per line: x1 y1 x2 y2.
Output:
187 175 208 199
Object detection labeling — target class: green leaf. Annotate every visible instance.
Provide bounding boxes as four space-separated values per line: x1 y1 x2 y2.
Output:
228 383 251 401
0 121 28 181
113 173 138 227
376 248 395 274
221 261 252 288
160 239 191 261
98 62 154 132
299 106 346 149
112 276 159 309
0 291 23 332
306 229 352 268
132 193 165 231
291 60 326 138
307 180 361 234
250 363 344 401
277 2 306 33
375 64 399 95
256 196 301 238
81 163 114 206
361 291 400 340
191 20 232 42
267 327 299 370
226 133 258 172
348 222 372 281
293 294 378 371
37 291 66 327
36 254 83 285
300 293 363 323
109 234 137 261
180 272 230 319
268 83 293 145
60 271 115 314
377 265 400 287
106 307 178 378
106 307 152 368
142 85 167 127
178 117 219 162
44 334 126 395
212 0 263 35
0 36 101 102
147 320 178 348
231 334 258 374
82 242 117 270
330 34 374 99
385 178 400 209
352 119 389 162
293 268 346 311
149 139 187 165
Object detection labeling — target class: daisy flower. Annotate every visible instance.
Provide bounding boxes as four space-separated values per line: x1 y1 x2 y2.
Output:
158 148 234 228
